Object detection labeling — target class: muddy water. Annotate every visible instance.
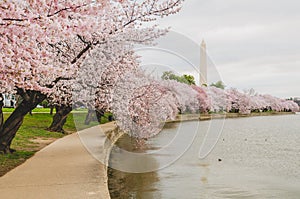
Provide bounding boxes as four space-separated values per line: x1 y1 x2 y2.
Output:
108 115 300 199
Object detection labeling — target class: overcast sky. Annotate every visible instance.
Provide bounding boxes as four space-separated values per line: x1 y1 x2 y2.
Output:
142 0 300 98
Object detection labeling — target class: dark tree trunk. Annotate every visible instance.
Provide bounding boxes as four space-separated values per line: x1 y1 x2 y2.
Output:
0 94 4 130
84 109 105 125
47 105 72 133
95 109 105 123
0 90 46 154
49 105 54 115
84 109 95 125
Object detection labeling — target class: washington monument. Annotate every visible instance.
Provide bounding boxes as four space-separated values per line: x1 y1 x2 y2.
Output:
200 39 208 86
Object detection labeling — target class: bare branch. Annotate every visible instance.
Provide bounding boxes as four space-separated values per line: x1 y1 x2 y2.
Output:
2 18 24 22
71 44 91 64
77 35 90 45
47 4 88 17
0 6 8 10
47 0 54 17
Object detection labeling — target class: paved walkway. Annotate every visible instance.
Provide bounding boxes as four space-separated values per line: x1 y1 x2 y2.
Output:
0 123 116 199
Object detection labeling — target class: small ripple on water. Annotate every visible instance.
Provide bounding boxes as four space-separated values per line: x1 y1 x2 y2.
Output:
213 188 259 199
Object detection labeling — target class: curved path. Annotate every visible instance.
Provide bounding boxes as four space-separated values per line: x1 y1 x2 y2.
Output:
0 123 116 199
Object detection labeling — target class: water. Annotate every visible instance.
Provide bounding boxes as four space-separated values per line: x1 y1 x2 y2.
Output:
108 115 300 199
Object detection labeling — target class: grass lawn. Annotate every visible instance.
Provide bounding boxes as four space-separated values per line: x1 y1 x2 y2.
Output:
0 109 112 176
2 107 55 113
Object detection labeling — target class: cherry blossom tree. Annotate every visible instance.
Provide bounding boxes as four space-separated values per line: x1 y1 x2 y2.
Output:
282 100 299 112
225 88 299 114
0 0 184 153
205 86 229 113
50 26 168 132
260 94 283 112
191 85 210 113
75 62 201 139
161 80 199 114
112 71 179 138
2 0 296 153
249 95 268 112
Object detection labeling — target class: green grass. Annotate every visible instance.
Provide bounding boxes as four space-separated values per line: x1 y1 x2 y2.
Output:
0 110 112 176
72 112 112 131
3 107 55 113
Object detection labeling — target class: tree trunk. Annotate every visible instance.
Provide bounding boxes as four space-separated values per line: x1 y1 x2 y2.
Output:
0 94 4 130
48 105 72 133
49 105 54 115
84 109 105 125
95 109 105 123
84 109 95 125
0 90 45 154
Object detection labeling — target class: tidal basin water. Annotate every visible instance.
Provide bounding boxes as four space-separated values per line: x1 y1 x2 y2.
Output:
108 115 300 199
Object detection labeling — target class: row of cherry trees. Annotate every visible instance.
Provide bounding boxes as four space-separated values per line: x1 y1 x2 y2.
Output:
1 1 298 152
192 86 299 114
0 0 184 153
103 77 299 139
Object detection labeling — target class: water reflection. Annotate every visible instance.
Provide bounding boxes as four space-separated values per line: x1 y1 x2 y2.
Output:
108 115 300 199
108 135 161 199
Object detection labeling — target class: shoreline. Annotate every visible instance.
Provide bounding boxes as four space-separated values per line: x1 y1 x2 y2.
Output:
104 111 297 198
1 112 295 198
104 111 296 198
169 111 296 123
